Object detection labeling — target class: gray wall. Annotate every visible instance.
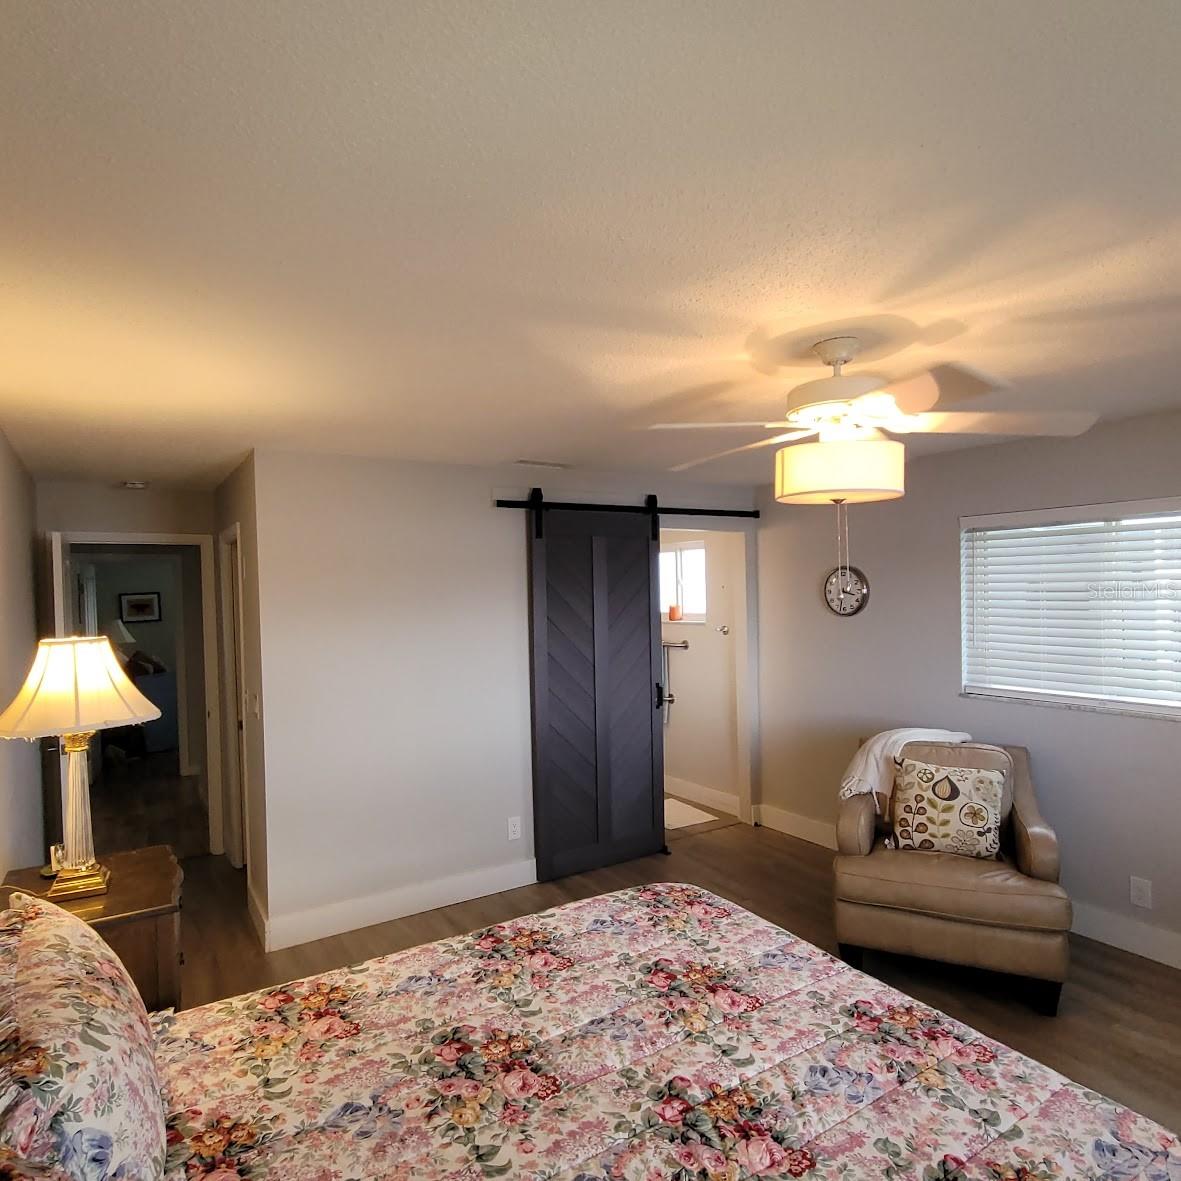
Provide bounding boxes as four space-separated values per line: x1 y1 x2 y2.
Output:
0 430 40 877
35 479 215 534
757 408 1181 950
246 451 755 946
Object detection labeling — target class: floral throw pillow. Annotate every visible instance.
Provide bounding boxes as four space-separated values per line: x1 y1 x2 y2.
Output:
0 892 166 1181
890 758 1005 858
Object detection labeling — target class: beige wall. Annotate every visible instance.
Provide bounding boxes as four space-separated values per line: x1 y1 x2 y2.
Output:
214 456 268 912
661 529 745 803
757 408 1181 949
248 451 755 946
0 430 41 877
36 479 216 535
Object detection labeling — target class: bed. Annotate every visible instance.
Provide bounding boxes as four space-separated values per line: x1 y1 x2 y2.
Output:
157 883 1177 1180
3 883 1178 1181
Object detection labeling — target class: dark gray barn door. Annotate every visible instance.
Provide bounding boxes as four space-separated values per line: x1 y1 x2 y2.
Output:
528 508 664 879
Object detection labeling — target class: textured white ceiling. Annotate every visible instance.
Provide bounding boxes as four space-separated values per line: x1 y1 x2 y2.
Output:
2 1 1180 487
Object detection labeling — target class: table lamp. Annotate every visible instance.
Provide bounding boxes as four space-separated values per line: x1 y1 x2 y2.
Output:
0 636 161 899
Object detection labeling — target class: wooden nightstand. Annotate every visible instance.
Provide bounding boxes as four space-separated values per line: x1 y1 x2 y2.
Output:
2 844 183 1011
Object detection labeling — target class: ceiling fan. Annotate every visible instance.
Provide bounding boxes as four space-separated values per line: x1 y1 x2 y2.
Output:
651 336 1098 472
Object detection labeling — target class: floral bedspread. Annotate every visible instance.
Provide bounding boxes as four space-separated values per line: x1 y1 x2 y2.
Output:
152 883 1178 1181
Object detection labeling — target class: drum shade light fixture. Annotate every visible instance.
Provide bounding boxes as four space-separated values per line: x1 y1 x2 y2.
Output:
773 437 905 505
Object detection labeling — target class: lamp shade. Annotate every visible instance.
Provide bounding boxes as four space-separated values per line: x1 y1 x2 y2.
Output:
106 619 137 647
774 438 905 504
0 636 161 739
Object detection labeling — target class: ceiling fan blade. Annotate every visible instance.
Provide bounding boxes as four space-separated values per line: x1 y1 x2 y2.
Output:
892 410 1098 437
886 362 1009 414
649 420 795 430
669 430 816 472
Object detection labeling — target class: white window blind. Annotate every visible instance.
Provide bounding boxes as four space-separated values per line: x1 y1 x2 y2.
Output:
960 501 1181 718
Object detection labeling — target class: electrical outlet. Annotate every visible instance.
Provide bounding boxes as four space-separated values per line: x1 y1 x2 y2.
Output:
1130 876 1153 909
507 816 522 842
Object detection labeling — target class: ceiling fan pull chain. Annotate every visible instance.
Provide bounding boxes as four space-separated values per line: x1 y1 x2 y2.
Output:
832 496 851 594
843 499 850 590
842 499 850 590
836 498 845 590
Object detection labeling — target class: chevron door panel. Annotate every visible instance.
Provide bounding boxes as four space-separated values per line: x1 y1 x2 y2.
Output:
529 510 664 879
605 533 659 842
543 532 598 852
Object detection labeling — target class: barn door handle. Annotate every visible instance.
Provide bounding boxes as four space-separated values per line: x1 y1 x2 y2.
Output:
654 682 666 709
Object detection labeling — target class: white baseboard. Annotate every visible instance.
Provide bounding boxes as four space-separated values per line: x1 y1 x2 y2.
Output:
753 803 837 850
246 879 268 947
263 858 539 952
1071 900 1181 970
665 776 739 817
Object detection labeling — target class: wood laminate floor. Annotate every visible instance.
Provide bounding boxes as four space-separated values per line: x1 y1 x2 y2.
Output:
93 751 209 859
180 819 1181 1130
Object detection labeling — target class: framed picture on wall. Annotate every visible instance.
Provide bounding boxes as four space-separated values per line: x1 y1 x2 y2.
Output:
119 592 161 623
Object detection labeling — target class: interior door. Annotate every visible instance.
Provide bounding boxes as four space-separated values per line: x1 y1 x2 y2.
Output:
528 508 665 880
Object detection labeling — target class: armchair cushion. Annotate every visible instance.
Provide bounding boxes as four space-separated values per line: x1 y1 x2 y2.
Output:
834 846 1071 933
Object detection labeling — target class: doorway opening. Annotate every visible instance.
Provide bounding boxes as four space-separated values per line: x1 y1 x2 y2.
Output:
658 525 756 835
39 531 223 868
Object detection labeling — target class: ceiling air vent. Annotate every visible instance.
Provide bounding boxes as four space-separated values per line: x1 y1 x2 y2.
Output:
513 459 572 470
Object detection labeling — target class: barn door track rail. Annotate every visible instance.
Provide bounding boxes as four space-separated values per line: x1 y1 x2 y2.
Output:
496 487 760 539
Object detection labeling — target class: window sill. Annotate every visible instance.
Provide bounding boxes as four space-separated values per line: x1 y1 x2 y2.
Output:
661 618 706 625
960 690 1181 723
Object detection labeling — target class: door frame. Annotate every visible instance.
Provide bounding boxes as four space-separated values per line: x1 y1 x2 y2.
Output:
57 530 224 856
218 522 249 869
657 517 759 825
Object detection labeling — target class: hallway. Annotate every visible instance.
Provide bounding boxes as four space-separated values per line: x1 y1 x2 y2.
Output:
91 750 209 860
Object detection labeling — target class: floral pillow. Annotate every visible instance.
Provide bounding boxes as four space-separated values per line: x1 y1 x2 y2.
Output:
0 892 166 1181
890 758 1005 858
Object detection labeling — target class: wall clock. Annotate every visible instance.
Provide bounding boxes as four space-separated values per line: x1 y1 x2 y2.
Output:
824 566 869 616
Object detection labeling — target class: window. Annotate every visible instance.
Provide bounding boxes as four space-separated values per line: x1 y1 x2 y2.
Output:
660 541 707 621
960 499 1181 719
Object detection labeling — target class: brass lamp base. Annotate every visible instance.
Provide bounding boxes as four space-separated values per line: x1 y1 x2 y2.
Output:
47 861 111 900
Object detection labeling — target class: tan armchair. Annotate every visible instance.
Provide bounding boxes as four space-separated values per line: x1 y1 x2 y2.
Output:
833 741 1071 1014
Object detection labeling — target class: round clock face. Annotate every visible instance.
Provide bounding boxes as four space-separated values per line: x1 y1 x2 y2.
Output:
824 566 869 616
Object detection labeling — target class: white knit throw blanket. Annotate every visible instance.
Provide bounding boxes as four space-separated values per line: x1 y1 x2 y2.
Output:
839 728 972 811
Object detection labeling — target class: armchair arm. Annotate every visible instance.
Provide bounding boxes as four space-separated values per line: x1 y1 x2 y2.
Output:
836 794 876 856
1008 746 1061 883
